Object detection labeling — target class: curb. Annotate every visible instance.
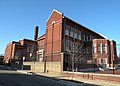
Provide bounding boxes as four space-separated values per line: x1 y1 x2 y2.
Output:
17 70 32 74
16 70 84 85
16 70 120 86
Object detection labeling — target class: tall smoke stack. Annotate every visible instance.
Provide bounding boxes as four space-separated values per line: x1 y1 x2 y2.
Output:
34 26 39 40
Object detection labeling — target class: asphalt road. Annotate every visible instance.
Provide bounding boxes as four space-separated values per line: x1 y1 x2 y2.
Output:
0 65 9 70
0 65 100 86
0 65 70 86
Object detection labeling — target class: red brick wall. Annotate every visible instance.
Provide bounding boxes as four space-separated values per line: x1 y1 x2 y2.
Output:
46 10 63 26
45 10 63 61
92 39 109 54
4 39 37 62
63 72 120 82
92 39 110 64
37 39 45 49
92 39 117 66
4 42 14 63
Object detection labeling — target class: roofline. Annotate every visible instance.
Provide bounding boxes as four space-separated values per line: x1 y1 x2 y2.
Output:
37 38 45 41
110 40 116 43
92 39 109 41
53 9 62 14
7 41 18 45
20 38 35 42
37 34 45 41
38 34 45 38
46 9 63 23
64 16 105 39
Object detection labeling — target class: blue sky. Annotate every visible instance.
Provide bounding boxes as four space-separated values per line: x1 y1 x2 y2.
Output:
0 0 120 55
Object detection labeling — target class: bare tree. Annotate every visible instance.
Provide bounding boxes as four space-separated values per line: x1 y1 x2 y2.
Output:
64 38 84 72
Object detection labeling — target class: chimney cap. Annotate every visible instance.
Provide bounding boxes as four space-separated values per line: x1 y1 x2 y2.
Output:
35 26 39 28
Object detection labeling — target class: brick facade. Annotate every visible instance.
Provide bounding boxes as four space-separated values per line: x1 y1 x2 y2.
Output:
45 10 63 62
4 39 37 63
63 71 120 82
92 39 117 69
37 34 45 62
4 9 118 70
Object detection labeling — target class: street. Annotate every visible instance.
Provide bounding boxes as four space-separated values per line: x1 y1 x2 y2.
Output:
0 65 88 86
0 65 70 86
0 65 104 86
1 65 120 86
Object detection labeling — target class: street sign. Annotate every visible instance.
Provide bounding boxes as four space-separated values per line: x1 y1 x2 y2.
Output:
30 53 32 57
23 57 25 61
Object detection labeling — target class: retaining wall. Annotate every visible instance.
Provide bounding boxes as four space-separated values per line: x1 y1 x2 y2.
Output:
23 61 62 74
63 71 120 82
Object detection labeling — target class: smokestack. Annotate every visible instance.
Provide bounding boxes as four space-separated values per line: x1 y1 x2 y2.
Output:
34 26 39 40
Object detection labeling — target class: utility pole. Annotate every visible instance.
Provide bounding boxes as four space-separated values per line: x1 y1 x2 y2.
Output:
21 56 25 70
113 60 115 74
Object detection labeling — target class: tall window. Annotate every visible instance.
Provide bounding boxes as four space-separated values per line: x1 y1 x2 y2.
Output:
93 44 96 54
70 27 74 37
86 35 89 41
65 39 69 50
78 30 81 40
65 25 70 36
90 35 92 41
98 44 102 54
103 58 107 64
83 35 86 41
74 29 77 39
102 43 107 54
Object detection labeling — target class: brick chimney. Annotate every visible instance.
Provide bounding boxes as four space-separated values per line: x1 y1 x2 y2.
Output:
34 26 39 40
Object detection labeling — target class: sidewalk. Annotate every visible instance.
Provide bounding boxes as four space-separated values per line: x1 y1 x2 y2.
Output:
17 70 120 86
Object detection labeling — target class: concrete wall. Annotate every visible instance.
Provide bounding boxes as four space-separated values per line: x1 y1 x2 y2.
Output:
23 61 62 74
46 62 62 74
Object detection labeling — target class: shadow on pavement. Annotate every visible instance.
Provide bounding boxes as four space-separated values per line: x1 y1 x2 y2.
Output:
0 65 17 71
34 74 100 86
0 65 100 86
